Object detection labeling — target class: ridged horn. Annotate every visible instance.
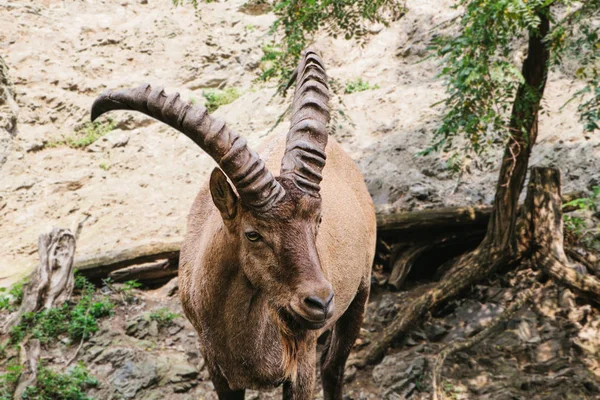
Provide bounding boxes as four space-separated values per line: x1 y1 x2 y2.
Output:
91 84 285 211
280 49 330 196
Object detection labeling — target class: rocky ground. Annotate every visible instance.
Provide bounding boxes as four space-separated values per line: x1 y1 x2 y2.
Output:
4 268 599 400
1 0 600 399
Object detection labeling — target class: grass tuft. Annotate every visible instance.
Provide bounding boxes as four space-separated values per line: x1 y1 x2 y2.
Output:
202 88 241 112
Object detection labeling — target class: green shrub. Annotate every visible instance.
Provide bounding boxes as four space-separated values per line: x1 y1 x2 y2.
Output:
48 119 115 149
10 275 113 345
344 78 380 94
149 308 179 327
0 281 25 312
563 186 600 249
22 362 97 400
0 361 22 400
202 88 241 112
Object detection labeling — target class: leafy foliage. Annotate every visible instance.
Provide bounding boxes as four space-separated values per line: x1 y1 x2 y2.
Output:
555 3 600 132
47 119 116 150
563 186 600 249
22 362 97 400
10 275 113 345
0 361 22 400
149 308 179 327
266 0 405 84
202 87 241 112
344 77 380 94
0 281 24 312
174 0 404 86
427 0 599 163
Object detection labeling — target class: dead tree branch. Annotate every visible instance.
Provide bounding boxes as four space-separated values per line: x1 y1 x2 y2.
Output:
2 228 76 334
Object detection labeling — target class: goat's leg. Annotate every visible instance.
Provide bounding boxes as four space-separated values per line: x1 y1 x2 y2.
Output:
320 282 369 400
207 363 245 400
282 342 317 400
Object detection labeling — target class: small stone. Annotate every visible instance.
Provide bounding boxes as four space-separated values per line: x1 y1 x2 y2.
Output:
238 1 271 15
148 320 159 337
24 141 45 152
168 323 183 336
170 362 198 380
172 381 196 393
109 133 129 148
344 366 357 383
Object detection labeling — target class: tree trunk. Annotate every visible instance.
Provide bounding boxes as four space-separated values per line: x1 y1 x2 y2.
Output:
359 10 551 366
480 11 550 254
1 229 77 400
2 228 77 334
526 167 600 298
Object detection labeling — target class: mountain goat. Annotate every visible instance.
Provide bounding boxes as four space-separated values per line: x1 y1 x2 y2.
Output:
91 49 376 400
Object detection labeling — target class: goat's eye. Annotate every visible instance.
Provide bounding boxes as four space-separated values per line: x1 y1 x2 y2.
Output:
245 231 261 242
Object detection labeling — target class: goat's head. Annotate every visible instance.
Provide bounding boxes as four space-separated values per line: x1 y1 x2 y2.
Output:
91 49 333 330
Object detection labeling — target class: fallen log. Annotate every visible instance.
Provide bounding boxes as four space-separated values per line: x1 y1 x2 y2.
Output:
375 205 491 239
375 190 585 239
69 191 587 282
387 230 483 289
74 239 181 279
108 259 177 284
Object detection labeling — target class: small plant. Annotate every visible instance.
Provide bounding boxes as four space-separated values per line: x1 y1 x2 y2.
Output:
202 88 241 112
344 78 380 94
245 24 256 32
149 308 179 327
258 44 285 81
0 361 22 400
10 275 113 345
102 278 141 304
49 119 116 149
0 281 25 312
172 0 198 6
121 280 142 303
562 186 600 249
22 362 97 400
99 162 110 171
69 119 116 148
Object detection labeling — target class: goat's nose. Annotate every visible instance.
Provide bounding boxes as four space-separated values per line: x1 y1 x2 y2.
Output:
298 287 334 323
304 292 334 312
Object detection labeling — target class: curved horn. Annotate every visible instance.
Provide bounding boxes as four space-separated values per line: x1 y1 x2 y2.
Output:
91 84 284 211
280 49 330 196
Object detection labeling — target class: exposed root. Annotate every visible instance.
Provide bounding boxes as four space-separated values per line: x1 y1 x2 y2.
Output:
13 339 41 399
358 248 518 366
431 284 539 400
565 247 599 278
359 167 600 370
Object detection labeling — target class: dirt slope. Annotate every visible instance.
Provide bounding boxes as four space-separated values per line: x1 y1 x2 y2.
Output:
0 0 598 291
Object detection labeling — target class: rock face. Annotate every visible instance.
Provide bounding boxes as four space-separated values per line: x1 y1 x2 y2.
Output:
0 55 18 170
1 0 599 286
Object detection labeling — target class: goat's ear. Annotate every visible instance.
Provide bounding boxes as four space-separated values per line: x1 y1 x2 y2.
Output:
210 168 238 220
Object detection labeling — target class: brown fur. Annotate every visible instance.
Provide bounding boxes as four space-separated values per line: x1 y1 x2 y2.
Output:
178 132 376 400
270 308 306 383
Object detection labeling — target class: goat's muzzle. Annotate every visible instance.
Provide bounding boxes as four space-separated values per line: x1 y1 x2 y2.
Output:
289 283 334 330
